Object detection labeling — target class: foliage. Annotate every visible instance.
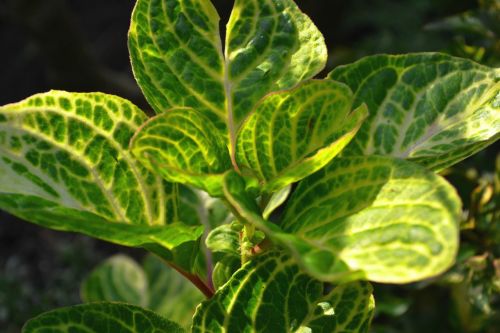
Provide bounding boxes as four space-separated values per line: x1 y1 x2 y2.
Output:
0 0 498 332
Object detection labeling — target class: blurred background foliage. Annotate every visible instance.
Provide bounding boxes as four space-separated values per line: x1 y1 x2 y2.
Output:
0 0 498 332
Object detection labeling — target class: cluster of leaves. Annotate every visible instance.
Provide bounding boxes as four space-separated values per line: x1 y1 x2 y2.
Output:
0 0 499 332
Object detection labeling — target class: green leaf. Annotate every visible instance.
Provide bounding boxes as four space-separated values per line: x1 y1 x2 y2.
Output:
236 80 367 193
22 302 185 333
131 108 231 196
262 184 292 220
281 156 462 283
0 91 202 262
0 91 174 224
206 224 240 256
129 0 326 151
81 254 204 329
328 53 500 171
192 252 374 333
226 0 327 126
129 0 226 130
223 156 462 284
81 255 148 307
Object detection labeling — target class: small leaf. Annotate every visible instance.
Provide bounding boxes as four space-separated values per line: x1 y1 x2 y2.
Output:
328 53 500 171
262 184 292 219
236 80 367 193
131 108 231 196
22 302 185 333
206 224 240 256
212 255 241 290
192 252 374 333
81 254 204 329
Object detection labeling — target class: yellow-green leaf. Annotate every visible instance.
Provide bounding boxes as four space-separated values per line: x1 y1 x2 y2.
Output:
223 156 462 284
236 80 367 193
131 108 231 196
129 0 326 152
0 91 201 263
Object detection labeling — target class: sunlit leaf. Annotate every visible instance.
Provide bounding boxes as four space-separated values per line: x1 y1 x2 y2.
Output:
0 91 202 262
129 0 326 152
328 53 500 171
236 80 367 193
223 156 462 283
131 108 231 196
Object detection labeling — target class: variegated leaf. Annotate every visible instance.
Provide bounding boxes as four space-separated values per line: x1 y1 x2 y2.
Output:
130 108 231 196
328 53 500 171
22 302 184 333
236 80 367 193
223 155 462 283
129 0 326 151
192 251 374 333
0 91 202 259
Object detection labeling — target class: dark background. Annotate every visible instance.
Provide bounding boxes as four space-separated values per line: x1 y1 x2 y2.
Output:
0 1 498 332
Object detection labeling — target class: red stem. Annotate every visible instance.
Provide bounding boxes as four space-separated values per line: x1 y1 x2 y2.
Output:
169 263 215 298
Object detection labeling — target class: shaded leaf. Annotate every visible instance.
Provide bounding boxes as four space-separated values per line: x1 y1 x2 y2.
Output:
192 251 374 333
81 255 148 307
328 53 500 171
22 302 184 333
81 254 204 329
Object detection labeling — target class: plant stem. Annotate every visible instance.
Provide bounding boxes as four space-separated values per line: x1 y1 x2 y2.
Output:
169 262 215 298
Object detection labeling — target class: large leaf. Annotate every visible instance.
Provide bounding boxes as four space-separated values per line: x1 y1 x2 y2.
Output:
131 108 231 196
223 156 462 283
22 302 185 333
81 254 204 329
192 252 374 333
328 53 500 171
129 0 326 151
236 80 367 193
0 91 201 261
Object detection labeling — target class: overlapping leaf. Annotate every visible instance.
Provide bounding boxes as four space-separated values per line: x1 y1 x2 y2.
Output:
192 252 374 333
223 156 462 283
236 80 367 193
0 91 202 261
22 302 184 333
328 53 500 171
81 254 204 328
226 0 327 127
131 108 231 196
129 0 326 149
